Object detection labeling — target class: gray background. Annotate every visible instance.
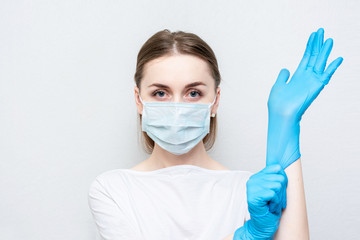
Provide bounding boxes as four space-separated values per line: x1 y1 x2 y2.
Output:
1 0 359 239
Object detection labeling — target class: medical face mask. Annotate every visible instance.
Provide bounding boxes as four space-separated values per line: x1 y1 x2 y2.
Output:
139 95 216 155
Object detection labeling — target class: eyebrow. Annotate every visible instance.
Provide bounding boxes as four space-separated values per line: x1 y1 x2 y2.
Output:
147 81 206 89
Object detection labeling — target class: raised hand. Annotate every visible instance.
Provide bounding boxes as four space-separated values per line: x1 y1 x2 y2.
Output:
266 28 343 168
233 165 288 239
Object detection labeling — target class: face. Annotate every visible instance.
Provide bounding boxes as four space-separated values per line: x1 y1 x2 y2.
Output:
134 54 220 115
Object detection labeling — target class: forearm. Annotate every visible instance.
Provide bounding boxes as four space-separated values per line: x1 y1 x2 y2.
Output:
265 26 342 239
274 158 309 239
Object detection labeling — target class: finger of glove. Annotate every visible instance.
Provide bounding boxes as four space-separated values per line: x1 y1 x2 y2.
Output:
268 191 282 215
298 32 316 70
318 28 324 50
260 166 288 189
261 164 283 174
258 180 283 200
249 190 278 216
273 68 290 87
259 170 288 210
314 38 333 74
250 187 279 204
307 28 324 69
322 57 343 85
248 166 286 195
260 172 287 184
278 167 288 188
249 203 269 218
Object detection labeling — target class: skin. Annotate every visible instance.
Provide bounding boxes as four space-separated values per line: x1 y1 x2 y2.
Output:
132 53 309 239
222 159 309 240
132 54 226 171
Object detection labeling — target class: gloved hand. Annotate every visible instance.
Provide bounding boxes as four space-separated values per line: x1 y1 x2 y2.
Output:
266 28 343 168
233 165 288 240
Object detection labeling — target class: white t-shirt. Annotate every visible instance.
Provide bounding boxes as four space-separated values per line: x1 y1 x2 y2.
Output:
88 164 253 240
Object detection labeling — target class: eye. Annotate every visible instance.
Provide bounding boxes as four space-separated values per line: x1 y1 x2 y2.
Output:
188 90 201 98
152 90 166 98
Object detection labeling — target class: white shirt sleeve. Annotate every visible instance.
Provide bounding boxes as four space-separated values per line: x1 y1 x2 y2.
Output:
88 177 141 240
245 205 251 222
244 173 251 222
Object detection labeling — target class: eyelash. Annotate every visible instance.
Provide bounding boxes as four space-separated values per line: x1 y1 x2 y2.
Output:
152 89 202 98
188 89 202 97
152 90 165 97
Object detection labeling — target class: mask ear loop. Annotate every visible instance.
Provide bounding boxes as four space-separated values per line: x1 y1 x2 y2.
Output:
210 96 217 107
210 96 217 117
138 95 146 115
138 95 144 104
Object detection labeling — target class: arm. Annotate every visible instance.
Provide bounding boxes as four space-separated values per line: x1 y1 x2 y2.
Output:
226 28 342 240
222 160 306 240
88 178 140 240
274 158 309 239
266 28 342 239
232 165 288 240
225 160 309 240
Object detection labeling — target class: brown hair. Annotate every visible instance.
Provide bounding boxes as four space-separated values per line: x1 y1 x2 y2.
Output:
134 29 221 154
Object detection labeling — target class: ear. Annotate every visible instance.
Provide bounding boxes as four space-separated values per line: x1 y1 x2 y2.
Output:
134 86 143 115
211 87 220 117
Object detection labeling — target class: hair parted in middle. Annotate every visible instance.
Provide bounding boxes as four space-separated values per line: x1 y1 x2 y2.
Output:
134 29 221 154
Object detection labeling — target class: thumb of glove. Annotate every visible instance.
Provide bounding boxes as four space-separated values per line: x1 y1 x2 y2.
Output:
274 68 290 87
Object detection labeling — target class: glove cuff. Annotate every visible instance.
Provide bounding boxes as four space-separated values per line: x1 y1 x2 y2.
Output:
266 113 301 169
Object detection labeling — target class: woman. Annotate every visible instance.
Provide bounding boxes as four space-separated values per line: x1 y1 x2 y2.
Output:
88 28 342 239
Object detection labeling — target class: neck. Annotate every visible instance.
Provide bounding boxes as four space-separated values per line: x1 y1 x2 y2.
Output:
146 142 215 170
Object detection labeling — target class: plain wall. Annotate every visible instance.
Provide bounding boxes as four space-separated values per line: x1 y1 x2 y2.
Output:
1 0 359 239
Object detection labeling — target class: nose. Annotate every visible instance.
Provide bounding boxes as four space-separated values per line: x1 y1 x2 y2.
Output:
172 95 182 103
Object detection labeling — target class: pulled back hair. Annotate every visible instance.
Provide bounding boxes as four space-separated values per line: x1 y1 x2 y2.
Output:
134 29 221 154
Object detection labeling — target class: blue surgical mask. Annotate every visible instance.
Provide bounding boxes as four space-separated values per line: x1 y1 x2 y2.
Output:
139 96 216 155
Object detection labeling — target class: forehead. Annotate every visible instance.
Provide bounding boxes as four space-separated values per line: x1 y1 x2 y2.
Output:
141 54 214 88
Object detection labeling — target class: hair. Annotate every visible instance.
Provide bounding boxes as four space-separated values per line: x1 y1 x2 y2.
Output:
134 29 221 154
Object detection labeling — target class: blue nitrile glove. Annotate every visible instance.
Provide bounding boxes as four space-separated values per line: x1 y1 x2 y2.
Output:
266 28 343 168
233 165 288 240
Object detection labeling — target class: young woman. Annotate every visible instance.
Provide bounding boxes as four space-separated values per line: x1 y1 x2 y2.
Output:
88 28 342 240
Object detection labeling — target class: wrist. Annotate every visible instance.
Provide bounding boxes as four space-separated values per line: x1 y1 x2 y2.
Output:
233 220 273 240
266 112 301 168
233 222 254 240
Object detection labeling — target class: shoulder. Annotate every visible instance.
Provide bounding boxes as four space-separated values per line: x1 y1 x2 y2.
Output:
231 170 253 185
129 160 150 171
233 170 253 178
88 168 130 195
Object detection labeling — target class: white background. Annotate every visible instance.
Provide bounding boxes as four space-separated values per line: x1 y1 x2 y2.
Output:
1 0 359 239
